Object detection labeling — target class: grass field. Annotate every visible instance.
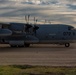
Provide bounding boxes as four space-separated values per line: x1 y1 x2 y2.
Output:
0 65 76 75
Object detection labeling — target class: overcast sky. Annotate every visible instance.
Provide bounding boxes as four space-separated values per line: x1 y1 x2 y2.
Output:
0 0 76 27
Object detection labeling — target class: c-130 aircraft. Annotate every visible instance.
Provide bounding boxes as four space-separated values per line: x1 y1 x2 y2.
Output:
0 15 76 47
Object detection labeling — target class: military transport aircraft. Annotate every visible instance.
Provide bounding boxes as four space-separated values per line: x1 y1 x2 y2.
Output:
0 16 76 47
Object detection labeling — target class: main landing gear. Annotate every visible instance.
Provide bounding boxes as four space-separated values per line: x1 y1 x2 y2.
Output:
24 43 30 47
65 43 70 47
10 44 30 48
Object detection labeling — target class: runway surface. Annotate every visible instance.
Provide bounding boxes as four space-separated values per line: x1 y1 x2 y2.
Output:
0 44 76 66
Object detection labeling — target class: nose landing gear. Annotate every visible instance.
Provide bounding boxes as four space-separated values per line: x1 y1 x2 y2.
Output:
65 43 70 47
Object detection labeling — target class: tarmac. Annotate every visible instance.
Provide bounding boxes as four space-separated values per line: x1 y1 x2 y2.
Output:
0 44 76 66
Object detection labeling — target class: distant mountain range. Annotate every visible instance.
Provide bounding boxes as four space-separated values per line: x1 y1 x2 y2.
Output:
19 0 58 5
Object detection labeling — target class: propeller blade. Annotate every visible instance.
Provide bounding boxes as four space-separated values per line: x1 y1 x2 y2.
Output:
34 17 38 24
25 16 28 23
28 15 30 24
34 17 36 24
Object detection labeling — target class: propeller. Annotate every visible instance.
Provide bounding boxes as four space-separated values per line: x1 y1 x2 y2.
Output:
24 15 39 34
25 15 30 24
25 15 32 31
33 17 39 36
33 17 39 30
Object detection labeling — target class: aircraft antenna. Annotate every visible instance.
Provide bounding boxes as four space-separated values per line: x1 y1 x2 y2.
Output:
48 20 51 24
49 21 51 24
44 19 47 24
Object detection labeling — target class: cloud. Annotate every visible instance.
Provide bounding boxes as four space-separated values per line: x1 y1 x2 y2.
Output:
0 0 76 27
67 4 76 10
0 0 15 4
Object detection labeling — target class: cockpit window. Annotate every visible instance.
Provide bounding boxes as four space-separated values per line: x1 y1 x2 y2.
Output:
68 26 74 30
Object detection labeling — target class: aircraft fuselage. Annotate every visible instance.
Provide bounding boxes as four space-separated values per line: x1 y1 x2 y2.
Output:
0 23 76 47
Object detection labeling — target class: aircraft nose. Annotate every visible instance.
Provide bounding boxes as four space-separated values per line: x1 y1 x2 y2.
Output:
0 29 12 36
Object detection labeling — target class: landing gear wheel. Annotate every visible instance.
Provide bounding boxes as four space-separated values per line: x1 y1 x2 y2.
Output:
18 45 24 47
65 43 70 47
11 45 17 47
25 44 30 47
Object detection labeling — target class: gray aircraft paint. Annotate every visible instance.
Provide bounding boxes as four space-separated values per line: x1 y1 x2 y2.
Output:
0 22 76 47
